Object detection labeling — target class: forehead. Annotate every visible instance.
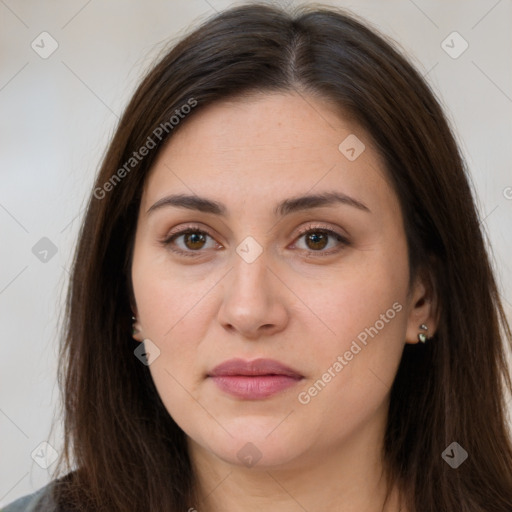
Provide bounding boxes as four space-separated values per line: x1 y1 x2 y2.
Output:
141 92 395 217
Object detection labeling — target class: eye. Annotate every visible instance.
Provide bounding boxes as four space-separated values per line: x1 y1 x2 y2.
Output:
292 224 349 256
160 223 349 258
160 226 219 257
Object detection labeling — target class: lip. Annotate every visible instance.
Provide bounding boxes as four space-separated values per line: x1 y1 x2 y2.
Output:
208 358 304 400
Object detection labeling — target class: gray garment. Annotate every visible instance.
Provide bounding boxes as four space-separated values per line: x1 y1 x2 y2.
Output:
1 480 57 512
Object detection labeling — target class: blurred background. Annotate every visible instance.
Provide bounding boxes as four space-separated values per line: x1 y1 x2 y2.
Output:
1 0 511 504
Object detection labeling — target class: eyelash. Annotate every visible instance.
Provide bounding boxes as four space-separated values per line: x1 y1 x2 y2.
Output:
159 223 350 259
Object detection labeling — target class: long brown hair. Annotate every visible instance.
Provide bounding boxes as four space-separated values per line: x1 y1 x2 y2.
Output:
49 3 512 511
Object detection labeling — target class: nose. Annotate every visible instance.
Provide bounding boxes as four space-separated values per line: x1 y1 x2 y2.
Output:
217 249 289 340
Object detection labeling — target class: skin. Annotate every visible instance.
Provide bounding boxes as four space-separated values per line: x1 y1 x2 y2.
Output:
130 91 437 512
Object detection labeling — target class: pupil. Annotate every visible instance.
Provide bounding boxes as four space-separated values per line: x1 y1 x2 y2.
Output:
185 233 205 249
307 232 327 250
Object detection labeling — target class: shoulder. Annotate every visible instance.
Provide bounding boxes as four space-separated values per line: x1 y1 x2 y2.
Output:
1 480 57 512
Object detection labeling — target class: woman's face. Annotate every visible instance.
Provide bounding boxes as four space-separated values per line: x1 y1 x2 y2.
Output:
131 92 431 470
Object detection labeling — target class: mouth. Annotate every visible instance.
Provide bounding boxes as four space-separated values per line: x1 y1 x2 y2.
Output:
207 358 304 400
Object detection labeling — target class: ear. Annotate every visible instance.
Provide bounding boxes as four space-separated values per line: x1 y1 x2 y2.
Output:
405 265 439 344
131 306 144 343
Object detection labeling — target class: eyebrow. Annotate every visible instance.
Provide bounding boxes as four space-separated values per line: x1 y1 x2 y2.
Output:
146 191 371 217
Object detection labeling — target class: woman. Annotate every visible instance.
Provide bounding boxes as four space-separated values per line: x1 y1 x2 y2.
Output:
4 2 512 511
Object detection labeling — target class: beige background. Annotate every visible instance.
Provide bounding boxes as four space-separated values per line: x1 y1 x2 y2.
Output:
1 0 511 505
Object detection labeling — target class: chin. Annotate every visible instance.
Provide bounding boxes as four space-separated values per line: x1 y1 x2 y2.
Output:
192 421 312 470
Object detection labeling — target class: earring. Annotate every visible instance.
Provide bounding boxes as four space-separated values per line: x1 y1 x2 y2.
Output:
132 316 140 336
418 323 429 343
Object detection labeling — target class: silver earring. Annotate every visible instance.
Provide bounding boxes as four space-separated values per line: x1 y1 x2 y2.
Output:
132 316 140 336
418 324 429 343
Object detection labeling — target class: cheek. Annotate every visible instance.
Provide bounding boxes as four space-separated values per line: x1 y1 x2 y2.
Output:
291 285 407 446
293 243 410 402
133 273 211 375
301 248 409 348
131 245 214 400
132 265 210 420
131 239 215 341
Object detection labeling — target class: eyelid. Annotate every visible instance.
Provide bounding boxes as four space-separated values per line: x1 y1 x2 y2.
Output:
164 223 215 241
294 222 349 242
160 222 350 257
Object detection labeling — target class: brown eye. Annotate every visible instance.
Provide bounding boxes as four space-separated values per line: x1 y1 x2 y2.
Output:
182 232 207 250
304 232 329 251
162 227 218 257
293 226 349 256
